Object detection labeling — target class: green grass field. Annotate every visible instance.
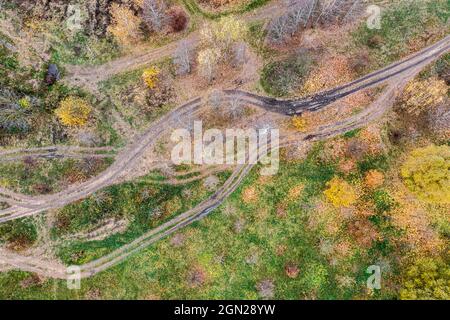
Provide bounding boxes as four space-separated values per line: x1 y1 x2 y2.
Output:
0 142 403 299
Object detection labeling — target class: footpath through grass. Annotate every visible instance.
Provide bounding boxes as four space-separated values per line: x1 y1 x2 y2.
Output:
0 143 401 299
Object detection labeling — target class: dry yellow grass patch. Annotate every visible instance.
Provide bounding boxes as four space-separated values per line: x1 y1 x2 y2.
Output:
288 184 305 201
291 116 309 132
242 186 258 204
275 244 287 256
276 203 287 218
364 170 385 189
257 207 270 220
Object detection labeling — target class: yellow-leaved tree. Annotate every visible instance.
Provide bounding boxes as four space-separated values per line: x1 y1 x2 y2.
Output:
401 77 447 115
324 177 358 207
197 48 220 83
291 115 308 132
196 16 247 82
142 66 160 89
401 144 450 204
200 16 247 52
55 97 92 127
108 3 142 46
400 257 450 300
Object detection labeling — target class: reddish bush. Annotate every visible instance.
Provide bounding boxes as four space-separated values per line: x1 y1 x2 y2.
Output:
285 263 299 278
187 267 206 287
167 7 188 32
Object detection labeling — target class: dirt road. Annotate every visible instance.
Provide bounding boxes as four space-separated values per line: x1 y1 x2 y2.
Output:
0 34 448 278
1 35 448 223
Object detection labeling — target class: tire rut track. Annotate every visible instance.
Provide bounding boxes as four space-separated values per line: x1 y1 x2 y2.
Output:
0 34 448 279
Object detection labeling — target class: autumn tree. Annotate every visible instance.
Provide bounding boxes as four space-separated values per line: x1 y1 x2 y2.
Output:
142 66 161 89
55 97 92 127
167 6 188 32
18 97 31 109
197 16 247 82
208 89 223 109
401 77 447 115
141 66 173 110
324 177 358 207
200 16 247 54
173 40 193 75
400 257 450 300
266 14 296 44
142 0 167 32
401 144 450 204
197 48 220 83
347 218 379 248
108 3 142 46
291 115 308 132
232 42 247 67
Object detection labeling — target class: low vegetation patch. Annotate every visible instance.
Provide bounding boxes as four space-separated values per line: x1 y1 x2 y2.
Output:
0 218 37 251
53 170 231 265
0 157 112 195
353 0 449 70
260 54 314 97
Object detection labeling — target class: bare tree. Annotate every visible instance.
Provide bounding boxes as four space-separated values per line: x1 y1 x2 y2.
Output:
173 39 193 75
289 7 308 31
232 42 247 67
266 14 296 44
267 0 319 44
341 0 365 24
228 94 244 119
287 0 319 28
142 0 167 32
208 89 223 109
316 0 365 26
267 0 365 44
427 104 450 134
